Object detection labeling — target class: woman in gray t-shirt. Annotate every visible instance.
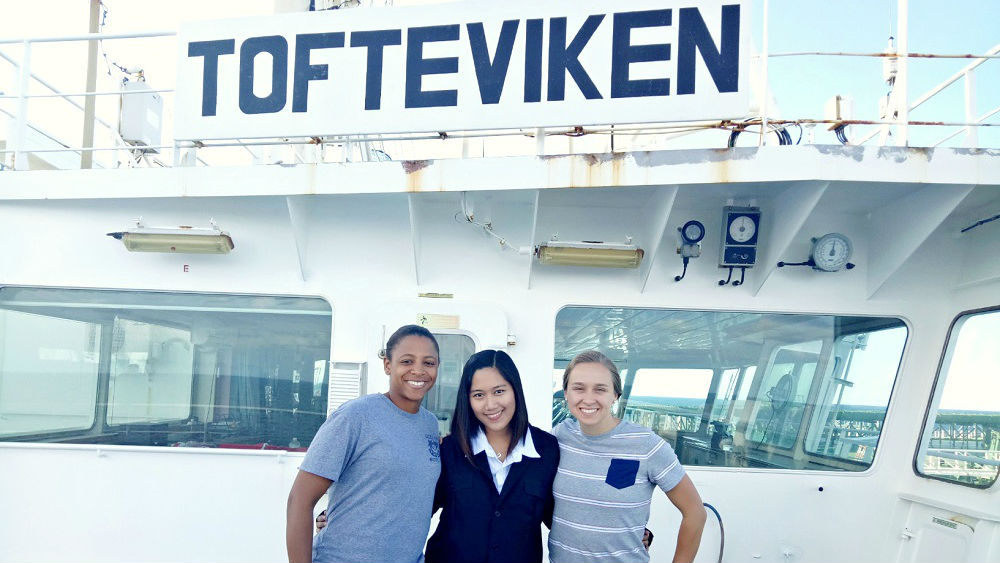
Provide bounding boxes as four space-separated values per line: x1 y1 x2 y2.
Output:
286 325 443 563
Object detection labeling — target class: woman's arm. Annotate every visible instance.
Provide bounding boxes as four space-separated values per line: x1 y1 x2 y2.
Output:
543 438 560 529
287 470 333 563
432 468 445 514
663 475 706 563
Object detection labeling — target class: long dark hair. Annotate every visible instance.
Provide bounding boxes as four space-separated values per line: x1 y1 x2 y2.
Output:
451 350 529 461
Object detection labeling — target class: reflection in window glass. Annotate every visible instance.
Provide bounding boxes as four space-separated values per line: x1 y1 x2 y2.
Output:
624 369 713 435
0 287 331 450
917 309 1000 488
422 333 476 436
553 307 906 472
108 319 194 425
745 341 821 450
806 328 906 464
0 310 100 435
709 369 741 421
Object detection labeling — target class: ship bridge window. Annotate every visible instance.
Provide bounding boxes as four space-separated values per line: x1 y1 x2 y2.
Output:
553 307 906 472
916 308 1000 488
0 287 332 451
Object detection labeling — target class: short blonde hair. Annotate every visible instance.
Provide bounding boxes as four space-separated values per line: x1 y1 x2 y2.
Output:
562 350 622 397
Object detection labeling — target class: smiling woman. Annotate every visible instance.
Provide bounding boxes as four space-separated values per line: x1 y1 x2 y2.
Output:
550 350 706 563
425 349 560 563
286 325 442 563
382 324 441 412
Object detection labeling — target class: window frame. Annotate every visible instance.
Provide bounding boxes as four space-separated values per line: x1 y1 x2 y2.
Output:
0 308 105 440
553 303 910 474
0 285 335 449
913 305 1000 489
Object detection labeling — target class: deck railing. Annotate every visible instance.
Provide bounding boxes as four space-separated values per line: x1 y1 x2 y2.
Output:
1 14 997 171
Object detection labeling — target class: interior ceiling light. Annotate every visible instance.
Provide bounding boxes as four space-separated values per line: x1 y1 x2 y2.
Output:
107 219 234 254
535 239 644 269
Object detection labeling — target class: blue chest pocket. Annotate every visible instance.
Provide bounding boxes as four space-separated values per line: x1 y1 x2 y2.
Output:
605 458 639 489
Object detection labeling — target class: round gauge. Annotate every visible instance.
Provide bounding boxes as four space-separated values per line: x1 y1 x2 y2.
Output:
728 215 756 243
680 220 705 244
811 232 853 272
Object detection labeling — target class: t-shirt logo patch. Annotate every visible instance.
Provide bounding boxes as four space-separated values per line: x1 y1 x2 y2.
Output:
426 434 441 460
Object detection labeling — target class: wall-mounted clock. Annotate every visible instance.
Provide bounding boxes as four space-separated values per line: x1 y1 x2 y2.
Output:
811 232 853 272
720 206 761 267
777 232 856 272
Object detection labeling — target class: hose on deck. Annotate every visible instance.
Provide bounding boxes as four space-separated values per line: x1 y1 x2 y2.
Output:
703 502 725 563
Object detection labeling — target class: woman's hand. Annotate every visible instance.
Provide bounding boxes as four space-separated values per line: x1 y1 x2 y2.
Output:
287 471 333 563
315 510 327 533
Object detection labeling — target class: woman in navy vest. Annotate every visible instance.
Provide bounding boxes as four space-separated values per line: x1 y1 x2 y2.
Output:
425 349 560 563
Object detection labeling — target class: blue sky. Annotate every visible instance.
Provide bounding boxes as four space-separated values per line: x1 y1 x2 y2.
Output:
749 1 1000 147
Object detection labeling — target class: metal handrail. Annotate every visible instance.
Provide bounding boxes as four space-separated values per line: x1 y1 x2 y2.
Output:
0 31 174 170
933 104 1000 147
0 14 996 170
853 43 1000 146
0 88 172 100
0 47 114 158
0 30 174 45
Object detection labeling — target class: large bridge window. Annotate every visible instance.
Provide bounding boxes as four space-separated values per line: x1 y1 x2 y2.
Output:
0 287 332 450
553 307 906 472
917 308 1000 488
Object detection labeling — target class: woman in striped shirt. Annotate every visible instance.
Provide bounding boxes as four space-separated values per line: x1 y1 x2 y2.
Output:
548 351 706 563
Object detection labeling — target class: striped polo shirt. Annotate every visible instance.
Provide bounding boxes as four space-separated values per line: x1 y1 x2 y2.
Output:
548 419 686 563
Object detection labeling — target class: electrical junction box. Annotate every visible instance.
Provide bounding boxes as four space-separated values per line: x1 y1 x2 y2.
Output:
119 80 162 153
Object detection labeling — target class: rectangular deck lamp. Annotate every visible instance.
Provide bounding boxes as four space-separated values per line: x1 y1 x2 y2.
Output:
107 222 234 254
535 240 643 269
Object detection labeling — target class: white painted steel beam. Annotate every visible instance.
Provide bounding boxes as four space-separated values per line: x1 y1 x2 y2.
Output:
526 190 540 289
866 184 975 298
753 181 830 295
285 196 310 282
408 193 421 286
638 185 679 293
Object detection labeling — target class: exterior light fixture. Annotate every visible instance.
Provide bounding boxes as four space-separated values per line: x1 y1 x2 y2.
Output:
107 219 234 254
534 239 644 269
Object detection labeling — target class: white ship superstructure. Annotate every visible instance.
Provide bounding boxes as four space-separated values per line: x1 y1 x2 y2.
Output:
0 1 997 562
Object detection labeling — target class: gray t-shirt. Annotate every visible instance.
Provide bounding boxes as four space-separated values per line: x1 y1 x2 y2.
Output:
548 419 686 563
300 393 441 563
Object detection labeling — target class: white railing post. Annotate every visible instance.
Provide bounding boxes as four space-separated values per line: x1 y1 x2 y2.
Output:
6 40 32 169
964 70 977 148
172 141 197 167
759 0 770 146
895 0 909 147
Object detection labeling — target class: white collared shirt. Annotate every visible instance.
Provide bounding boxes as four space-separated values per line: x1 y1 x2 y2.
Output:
471 427 540 493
